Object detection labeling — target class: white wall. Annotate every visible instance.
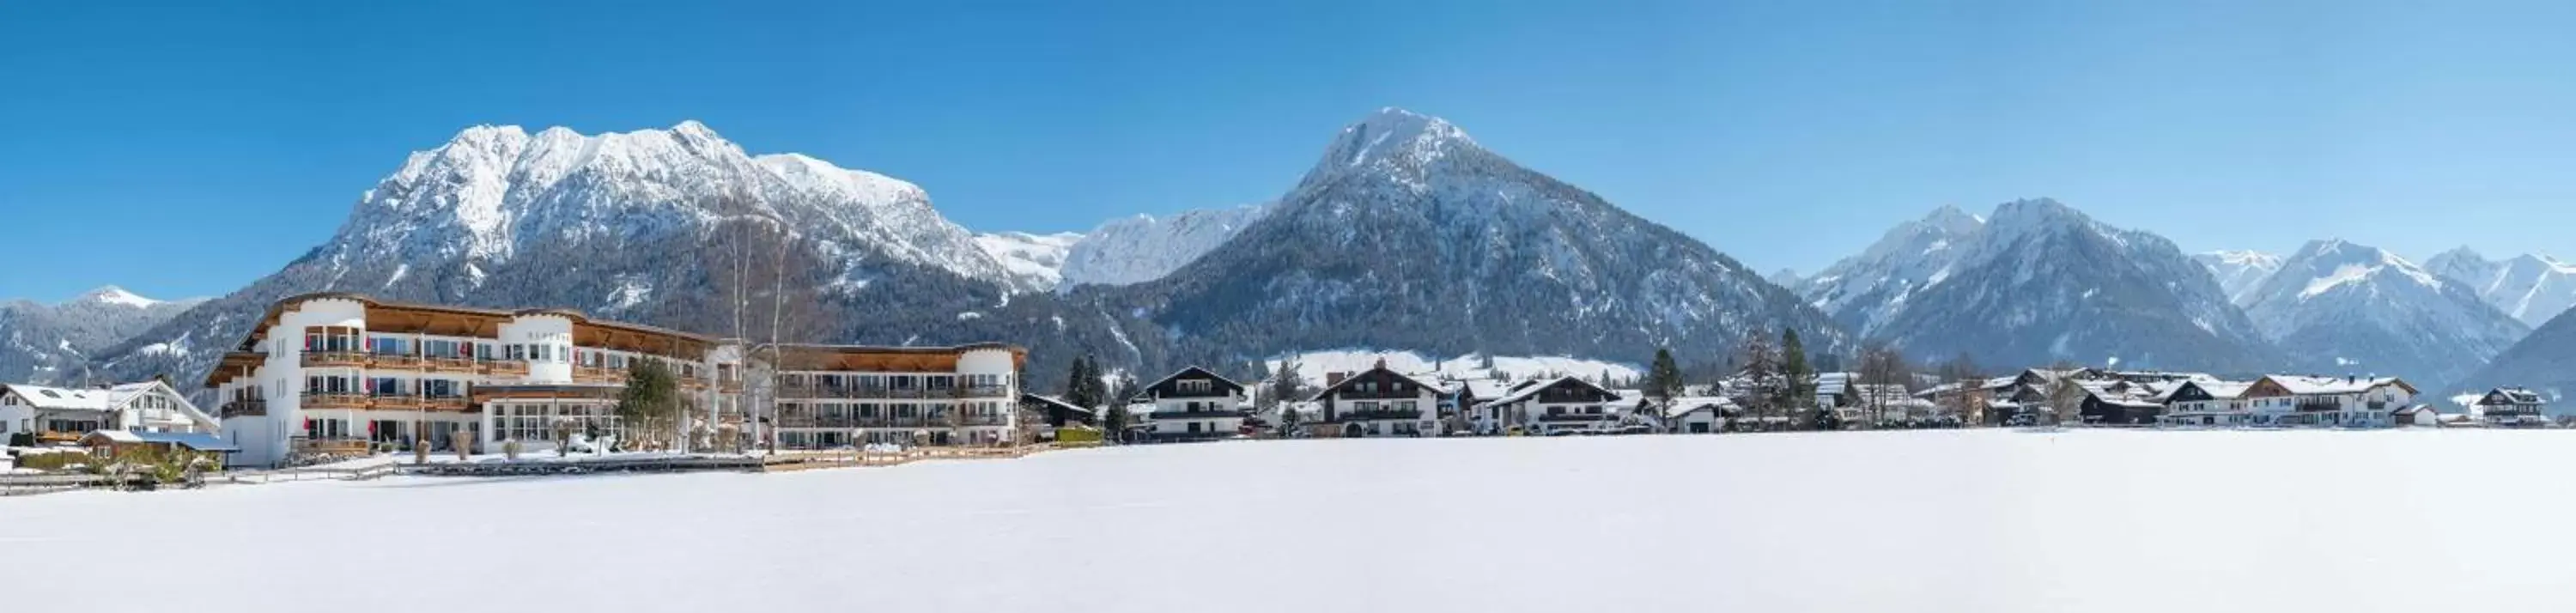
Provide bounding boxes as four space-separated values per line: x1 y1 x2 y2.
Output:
500 315 576 384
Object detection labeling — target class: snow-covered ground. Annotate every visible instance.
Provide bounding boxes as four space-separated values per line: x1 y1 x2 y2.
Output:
5 429 2574 612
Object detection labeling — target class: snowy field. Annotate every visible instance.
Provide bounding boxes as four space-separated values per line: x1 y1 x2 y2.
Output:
6 429 2574 612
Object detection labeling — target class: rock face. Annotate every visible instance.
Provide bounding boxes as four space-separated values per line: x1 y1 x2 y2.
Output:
2194 250 2284 306
2423 247 2576 328
1801 199 2276 373
1102 107 1848 362
2237 240 2528 387
1057 203 1271 289
0 287 205 384
975 231 1084 289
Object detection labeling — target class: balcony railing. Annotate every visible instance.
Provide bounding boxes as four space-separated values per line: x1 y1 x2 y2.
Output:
426 397 470 411
373 395 424 410
221 399 268 418
423 357 477 373
301 392 368 410
574 366 623 383
1537 412 1613 422
957 385 1012 398
372 354 422 369
478 360 531 376
1334 409 1421 422
776 385 1012 400
302 351 368 368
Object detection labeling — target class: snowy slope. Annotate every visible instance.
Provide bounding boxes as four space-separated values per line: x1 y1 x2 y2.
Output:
1057 203 1271 288
1795 204 1985 335
974 231 1084 289
14 431 2576 613
2239 240 2526 385
0 287 206 383
2191 250 2283 306
1112 107 1846 362
1805 199 2272 372
2423 247 2576 327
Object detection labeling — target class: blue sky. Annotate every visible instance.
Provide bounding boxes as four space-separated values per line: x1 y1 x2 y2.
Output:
4 0 2574 302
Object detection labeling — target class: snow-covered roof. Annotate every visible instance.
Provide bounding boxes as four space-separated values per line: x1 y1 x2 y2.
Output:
0 384 112 411
2479 387 2544 405
2163 380 2253 402
2263 375 2412 396
1475 376 1620 409
1662 397 1736 418
1460 379 1515 400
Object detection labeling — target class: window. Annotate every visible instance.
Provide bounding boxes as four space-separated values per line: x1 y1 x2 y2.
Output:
1180 379 1212 393
1188 422 1202 434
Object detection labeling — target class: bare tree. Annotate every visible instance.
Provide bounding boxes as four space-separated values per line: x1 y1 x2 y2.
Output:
1855 343 1909 428
1735 333 1780 428
2044 360 2088 427
1935 353 1984 426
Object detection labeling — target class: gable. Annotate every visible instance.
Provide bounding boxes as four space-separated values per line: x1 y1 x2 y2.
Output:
1311 367 1437 401
1145 366 1246 398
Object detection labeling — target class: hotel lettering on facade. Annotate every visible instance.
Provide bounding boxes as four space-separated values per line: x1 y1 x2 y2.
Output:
204 294 1024 467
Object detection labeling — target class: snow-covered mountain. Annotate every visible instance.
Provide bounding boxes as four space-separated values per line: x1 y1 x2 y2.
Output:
2192 250 2283 306
1795 204 1984 336
2422 247 2576 328
1105 107 1847 361
974 231 1083 289
1059 203 1271 289
87 121 1084 394
1802 199 2274 372
2238 240 2527 386
0 287 206 383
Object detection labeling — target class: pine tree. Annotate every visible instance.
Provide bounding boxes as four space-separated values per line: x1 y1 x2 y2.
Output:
1102 404 1131 443
1645 348 1684 402
1736 334 1779 427
1779 328 1813 421
1268 353 1309 410
1066 355 1103 410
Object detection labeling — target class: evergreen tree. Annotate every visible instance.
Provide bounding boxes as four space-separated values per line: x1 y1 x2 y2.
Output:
1645 347 1684 402
615 357 682 448
1267 352 1310 410
1102 404 1131 443
1736 334 1780 425
1779 328 1814 416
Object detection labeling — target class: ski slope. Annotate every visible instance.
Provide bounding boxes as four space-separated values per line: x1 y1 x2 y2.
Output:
3 429 2571 612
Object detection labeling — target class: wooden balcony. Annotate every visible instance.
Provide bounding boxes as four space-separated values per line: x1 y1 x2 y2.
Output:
423 357 477 373
221 399 268 418
373 395 423 410
957 385 1012 399
301 351 368 368
478 360 530 376
374 354 422 369
33 431 82 446
574 366 622 384
295 438 370 457
426 397 471 412
301 392 368 410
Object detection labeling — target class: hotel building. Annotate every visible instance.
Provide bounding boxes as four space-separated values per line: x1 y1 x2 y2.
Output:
204 293 1023 466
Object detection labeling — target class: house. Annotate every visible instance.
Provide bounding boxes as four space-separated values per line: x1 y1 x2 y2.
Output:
1813 373 1857 408
1449 378 1516 433
2077 382 2165 425
1663 397 1735 434
2237 375 2417 428
1 381 221 446
1474 376 1624 435
1307 363 1443 438
1135 366 1249 441
2473 387 2549 428
2391 405 2441 427
79 429 241 457
1016 393 1096 436
2154 379 2255 427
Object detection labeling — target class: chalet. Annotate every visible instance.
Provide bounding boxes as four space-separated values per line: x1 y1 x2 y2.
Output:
1307 364 1443 438
1017 393 1096 428
79 429 240 457
1475 376 1624 435
1663 397 1736 434
2153 379 2255 427
1449 378 1516 434
2473 387 2549 428
1 381 220 446
2391 404 2441 427
2077 382 2164 425
1136 366 1249 441
2239 375 2417 428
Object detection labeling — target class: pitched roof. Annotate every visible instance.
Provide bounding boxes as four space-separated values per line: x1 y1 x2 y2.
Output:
0 384 112 411
1475 376 1621 408
1018 393 1095 416
1662 396 1736 418
2480 387 2544 405
1460 379 1515 400
1143 365 1244 392
1306 365 1443 402
2263 375 2415 396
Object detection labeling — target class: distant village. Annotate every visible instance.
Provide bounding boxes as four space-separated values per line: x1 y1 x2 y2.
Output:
1037 354 2555 445
0 294 2561 491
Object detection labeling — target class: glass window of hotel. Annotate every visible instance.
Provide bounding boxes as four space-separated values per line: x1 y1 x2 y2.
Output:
929 375 955 390
896 404 916 418
891 375 917 390
858 404 878 417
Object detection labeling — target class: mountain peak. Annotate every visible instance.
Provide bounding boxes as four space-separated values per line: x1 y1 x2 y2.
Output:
77 285 161 308
1306 107 1479 182
1919 203 1986 235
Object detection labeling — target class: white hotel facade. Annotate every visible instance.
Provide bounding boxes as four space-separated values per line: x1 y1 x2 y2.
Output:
206 294 1024 467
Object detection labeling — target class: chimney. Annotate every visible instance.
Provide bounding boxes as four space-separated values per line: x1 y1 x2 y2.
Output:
1327 372 1348 387
1373 356 1388 370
